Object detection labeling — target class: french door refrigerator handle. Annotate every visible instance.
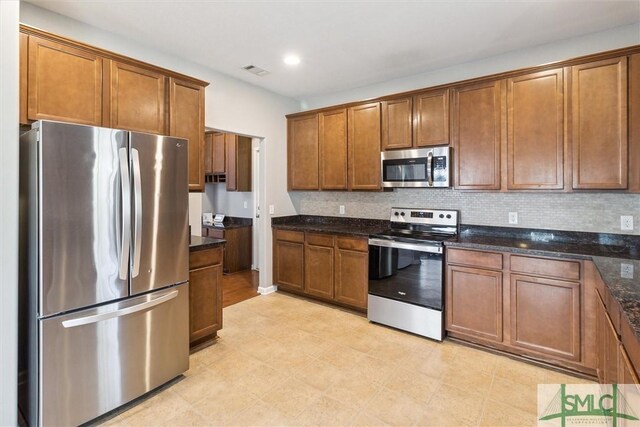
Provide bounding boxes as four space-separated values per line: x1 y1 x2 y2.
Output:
61 290 179 328
118 148 131 280
131 148 142 278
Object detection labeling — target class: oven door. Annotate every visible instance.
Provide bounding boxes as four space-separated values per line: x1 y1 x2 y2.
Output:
368 238 443 310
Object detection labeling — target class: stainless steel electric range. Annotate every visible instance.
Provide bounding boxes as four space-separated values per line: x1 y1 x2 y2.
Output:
368 207 459 341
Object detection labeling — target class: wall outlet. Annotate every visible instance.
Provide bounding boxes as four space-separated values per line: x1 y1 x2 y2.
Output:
508 212 518 225
621 263 634 279
621 215 634 231
339 205 345 215
243 201 248 209
269 205 274 215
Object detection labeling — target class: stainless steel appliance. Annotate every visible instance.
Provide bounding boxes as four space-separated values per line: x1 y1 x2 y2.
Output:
19 121 190 427
381 146 451 188
368 207 458 340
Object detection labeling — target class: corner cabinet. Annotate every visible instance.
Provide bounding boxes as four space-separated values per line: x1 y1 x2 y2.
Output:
273 229 368 311
20 25 209 193
189 246 223 347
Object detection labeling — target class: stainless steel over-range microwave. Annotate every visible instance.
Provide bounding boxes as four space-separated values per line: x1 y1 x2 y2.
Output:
381 146 451 188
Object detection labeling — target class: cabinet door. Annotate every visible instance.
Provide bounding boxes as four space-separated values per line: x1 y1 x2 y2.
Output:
319 108 348 190
226 134 238 191
212 132 226 174
305 244 335 300
233 136 252 192
288 114 319 190
381 97 412 150
510 274 580 361
204 132 213 174
446 265 503 342
348 102 381 190
20 33 29 125
169 78 205 192
452 81 502 190
274 240 304 292
334 247 368 310
110 61 166 134
571 57 628 189
619 343 640 385
27 35 103 126
413 89 449 147
189 263 222 344
596 293 620 384
507 69 564 190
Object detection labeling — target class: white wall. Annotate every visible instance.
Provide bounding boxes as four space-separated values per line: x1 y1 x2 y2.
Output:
202 184 254 218
300 23 640 110
0 1 19 425
20 3 300 289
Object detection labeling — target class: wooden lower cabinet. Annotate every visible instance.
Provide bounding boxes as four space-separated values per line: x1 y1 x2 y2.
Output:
446 248 594 374
189 247 223 347
203 226 252 273
273 229 368 310
446 265 503 342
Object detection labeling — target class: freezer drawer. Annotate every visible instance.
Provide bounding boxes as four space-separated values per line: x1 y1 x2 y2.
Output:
38 284 189 427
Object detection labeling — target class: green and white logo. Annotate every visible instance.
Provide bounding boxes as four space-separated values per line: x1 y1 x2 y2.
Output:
538 384 640 426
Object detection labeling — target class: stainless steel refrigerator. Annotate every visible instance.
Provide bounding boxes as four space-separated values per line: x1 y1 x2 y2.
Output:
19 120 190 426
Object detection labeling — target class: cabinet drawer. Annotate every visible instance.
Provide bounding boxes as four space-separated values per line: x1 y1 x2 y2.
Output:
447 248 502 270
336 236 368 252
189 247 223 270
306 232 335 247
274 229 305 243
510 255 580 281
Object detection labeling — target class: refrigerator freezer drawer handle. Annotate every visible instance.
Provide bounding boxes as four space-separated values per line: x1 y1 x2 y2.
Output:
118 148 131 280
61 290 179 328
131 148 142 278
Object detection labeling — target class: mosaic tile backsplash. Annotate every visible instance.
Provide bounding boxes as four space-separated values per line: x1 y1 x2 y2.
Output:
289 190 640 235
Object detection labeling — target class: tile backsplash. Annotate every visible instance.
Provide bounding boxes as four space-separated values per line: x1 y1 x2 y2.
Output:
289 189 640 235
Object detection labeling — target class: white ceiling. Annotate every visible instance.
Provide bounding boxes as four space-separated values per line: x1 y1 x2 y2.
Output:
25 0 640 100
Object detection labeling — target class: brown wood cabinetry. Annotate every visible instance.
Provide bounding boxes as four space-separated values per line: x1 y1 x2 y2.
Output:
319 109 348 190
273 229 368 310
305 233 335 299
571 57 628 189
226 134 252 192
189 246 223 346
452 81 503 190
27 35 103 126
381 97 412 150
109 61 166 134
413 89 449 147
212 132 226 174
203 226 252 273
169 78 205 192
273 230 305 292
507 69 564 190
446 248 594 374
596 291 619 383
446 265 503 342
20 26 208 193
288 114 319 190
348 102 381 190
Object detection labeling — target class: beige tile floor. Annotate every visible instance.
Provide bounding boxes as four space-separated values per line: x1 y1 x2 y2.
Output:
101 292 593 427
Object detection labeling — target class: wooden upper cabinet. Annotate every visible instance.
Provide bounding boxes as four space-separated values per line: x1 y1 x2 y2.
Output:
212 132 226 174
319 108 348 190
110 61 166 134
381 97 413 150
348 102 382 190
204 132 214 175
27 35 103 126
169 78 205 192
413 89 449 147
288 114 319 190
452 81 503 190
226 134 252 192
507 69 564 190
20 33 29 125
571 57 628 189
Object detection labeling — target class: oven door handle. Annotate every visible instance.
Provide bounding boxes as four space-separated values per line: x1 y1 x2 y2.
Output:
368 238 443 254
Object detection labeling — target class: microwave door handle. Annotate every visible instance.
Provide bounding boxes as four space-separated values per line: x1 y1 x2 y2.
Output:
427 152 433 187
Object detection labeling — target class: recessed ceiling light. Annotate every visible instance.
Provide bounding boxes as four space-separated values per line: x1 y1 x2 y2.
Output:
284 54 301 66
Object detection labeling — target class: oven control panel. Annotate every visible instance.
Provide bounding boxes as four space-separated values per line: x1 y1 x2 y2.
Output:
390 208 458 227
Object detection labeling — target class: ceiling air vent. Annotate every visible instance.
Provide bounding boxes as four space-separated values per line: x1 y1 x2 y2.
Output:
241 65 270 77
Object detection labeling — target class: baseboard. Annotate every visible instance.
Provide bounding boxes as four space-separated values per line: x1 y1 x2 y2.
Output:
258 285 277 295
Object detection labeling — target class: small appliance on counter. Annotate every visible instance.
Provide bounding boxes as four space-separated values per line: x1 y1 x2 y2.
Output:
213 214 225 226
202 212 214 226
368 207 459 341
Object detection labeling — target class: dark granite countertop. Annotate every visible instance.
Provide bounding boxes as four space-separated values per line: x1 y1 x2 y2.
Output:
202 216 252 230
189 235 225 251
271 215 388 237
